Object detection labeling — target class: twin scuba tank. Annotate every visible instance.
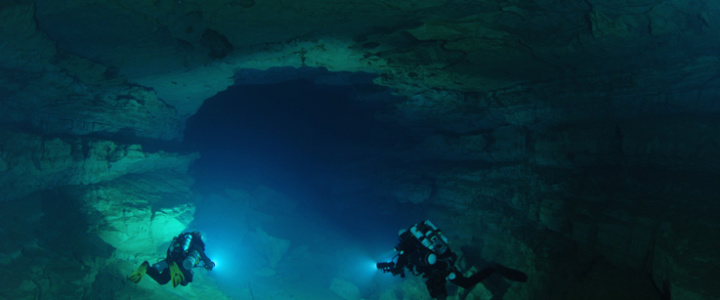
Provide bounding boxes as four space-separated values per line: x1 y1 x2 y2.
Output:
171 233 201 269
183 250 201 270
398 220 451 267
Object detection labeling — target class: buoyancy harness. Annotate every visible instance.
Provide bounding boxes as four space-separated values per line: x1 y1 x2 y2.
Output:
168 233 192 257
393 220 452 275
407 220 450 255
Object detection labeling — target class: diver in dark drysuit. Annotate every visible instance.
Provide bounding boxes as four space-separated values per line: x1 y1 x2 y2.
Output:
128 231 216 287
377 220 527 299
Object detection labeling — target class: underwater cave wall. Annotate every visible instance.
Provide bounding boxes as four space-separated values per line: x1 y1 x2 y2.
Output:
361 68 720 299
2 0 720 299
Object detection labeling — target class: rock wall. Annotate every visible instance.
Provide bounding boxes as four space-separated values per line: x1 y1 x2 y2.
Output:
351 104 720 298
0 169 229 299
320 68 720 298
2 0 720 299
4 1 718 140
0 128 198 202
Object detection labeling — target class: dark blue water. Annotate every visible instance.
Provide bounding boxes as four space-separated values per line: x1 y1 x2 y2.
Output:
184 76 420 298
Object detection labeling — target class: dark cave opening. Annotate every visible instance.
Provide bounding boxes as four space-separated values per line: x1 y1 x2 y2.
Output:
183 70 426 231
182 71 422 298
4 1 720 298
185 73 407 191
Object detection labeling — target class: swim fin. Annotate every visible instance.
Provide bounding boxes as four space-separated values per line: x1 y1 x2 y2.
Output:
493 263 528 282
169 261 185 288
128 261 149 283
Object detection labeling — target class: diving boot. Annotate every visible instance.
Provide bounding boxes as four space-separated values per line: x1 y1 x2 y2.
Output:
128 261 149 283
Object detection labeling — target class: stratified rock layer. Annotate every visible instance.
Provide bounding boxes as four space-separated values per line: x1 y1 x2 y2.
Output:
0 128 199 202
2 0 720 299
3 1 718 140
0 170 232 299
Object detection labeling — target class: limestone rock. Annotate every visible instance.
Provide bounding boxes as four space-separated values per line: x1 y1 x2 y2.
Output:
330 278 361 300
381 276 430 300
0 0 714 144
1 0 720 299
53 171 236 300
533 115 720 172
463 283 493 300
76 172 197 258
0 189 115 299
414 133 488 161
384 173 433 204
252 185 298 214
250 226 290 269
0 3 56 71
0 2 185 140
0 129 198 202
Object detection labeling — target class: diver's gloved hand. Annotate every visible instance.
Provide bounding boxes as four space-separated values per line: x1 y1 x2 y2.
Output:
169 261 185 288
127 261 149 283
205 261 216 271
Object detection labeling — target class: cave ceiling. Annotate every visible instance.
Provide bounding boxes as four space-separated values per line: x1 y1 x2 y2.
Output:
2 0 718 141
2 1 720 299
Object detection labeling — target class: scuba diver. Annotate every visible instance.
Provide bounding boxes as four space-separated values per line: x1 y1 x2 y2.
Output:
128 231 216 287
377 220 527 299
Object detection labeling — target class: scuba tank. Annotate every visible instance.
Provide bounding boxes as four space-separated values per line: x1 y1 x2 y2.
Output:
181 233 192 251
410 225 434 250
407 220 450 254
409 251 437 267
169 233 194 261
183 250 201 269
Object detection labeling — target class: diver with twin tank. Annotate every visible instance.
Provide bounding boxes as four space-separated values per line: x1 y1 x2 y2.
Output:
377 220 528 299
128 231 216 287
